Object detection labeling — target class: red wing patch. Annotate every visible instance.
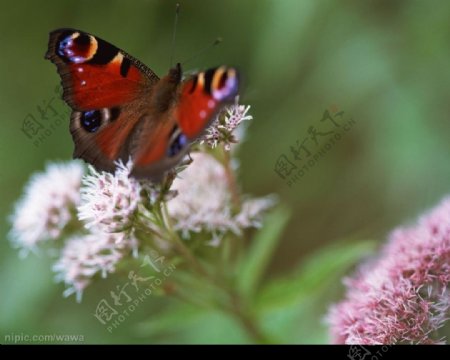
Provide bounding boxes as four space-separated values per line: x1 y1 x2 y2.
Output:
176 66 239 139
45 28 158 111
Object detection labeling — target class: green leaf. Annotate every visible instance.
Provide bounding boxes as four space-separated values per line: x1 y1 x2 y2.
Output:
0 255 56 330
259 294 330 344
254 240 377 343
134 303 202 338
135 303 250 344
256 240 376 311
237 206 291 300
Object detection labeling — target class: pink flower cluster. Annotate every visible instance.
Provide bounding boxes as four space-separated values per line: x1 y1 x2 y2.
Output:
327 197 450 344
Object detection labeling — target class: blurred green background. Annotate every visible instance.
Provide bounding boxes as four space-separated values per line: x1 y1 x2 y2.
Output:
2 0 450 344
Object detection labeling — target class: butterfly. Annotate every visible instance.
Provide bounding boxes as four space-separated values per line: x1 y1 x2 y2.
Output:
45 29 239 180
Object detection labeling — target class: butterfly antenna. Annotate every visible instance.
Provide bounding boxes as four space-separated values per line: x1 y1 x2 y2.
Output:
181 37 222 67
170 3 181 67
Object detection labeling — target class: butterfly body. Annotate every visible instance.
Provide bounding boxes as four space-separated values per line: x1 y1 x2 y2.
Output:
45 29 239 180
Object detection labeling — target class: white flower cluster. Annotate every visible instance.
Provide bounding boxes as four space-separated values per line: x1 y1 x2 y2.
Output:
9 162 83 254
9 102 274 300
9 161 142 301
77 161 141 232
53 232 138 302
168 153 275 244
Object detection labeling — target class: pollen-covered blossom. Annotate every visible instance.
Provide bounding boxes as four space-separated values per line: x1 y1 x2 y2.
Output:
202 99 252 151
9 161 84 254
78 160 144 233
53 231 138 302
167 152 274 241
327 197 450 344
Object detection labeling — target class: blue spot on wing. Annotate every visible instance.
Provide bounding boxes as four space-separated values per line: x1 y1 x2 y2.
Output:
81 110 101 132
168 133 188 157
57 33 90 63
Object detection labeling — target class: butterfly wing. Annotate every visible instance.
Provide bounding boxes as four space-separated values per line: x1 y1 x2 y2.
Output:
46 29 240 181
176 66 239 138
131 66 239 179
45 28 159 172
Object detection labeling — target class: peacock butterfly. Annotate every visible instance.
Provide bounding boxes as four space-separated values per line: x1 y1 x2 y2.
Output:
45 28 239 181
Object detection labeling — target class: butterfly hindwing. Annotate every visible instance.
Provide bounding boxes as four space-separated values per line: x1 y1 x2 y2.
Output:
130 115 181 180
130 66 239 180
70 104 146 172
131 65 188 180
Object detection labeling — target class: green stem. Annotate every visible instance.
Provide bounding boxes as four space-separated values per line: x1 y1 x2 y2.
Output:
228 295 272 344
154 193 271 344
169 288 217 310
221 148 243 264
222 148 240 209
159 201 210 278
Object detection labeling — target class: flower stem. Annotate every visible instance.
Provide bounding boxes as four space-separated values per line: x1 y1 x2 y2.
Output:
158 197 272 344
225 289 272 344
160 202 210 278
222 147 240 209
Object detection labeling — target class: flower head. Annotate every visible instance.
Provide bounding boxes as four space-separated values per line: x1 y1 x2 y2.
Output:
201 98 252 151
53 231 138 302
167 152 274 242
77 160 143 233
9 161 84 254
327 197 450 344
167 152 238 237
235 196 278 229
